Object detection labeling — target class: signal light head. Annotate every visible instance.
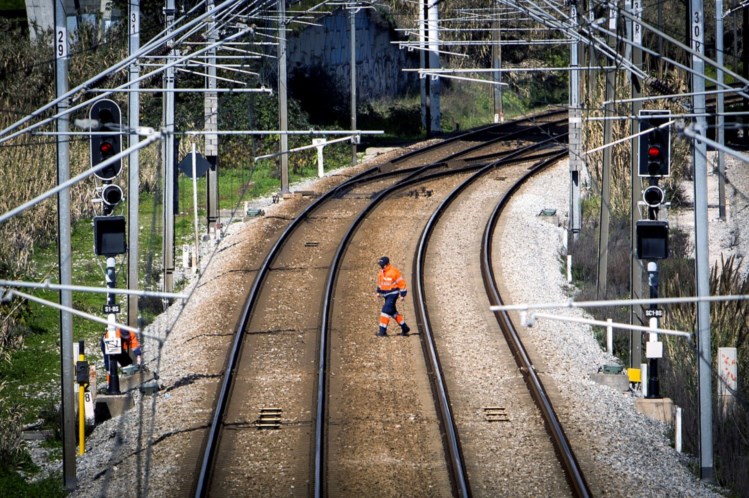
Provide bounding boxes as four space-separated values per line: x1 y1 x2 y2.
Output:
93 216 127 256
643 185 665 207
100 141 114 156
638 113 671 178
89 100 122 181
101 184 124 206
100 184 124 215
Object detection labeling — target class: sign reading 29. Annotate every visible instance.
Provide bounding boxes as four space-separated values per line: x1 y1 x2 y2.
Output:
56 27 67 59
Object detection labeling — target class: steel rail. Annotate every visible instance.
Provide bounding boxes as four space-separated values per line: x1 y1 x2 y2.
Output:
195 112 572 497
315 132 566 497
192 164 381 497
411 139 568 498
480 151 592 498
388 109 566 166
194 152 481 496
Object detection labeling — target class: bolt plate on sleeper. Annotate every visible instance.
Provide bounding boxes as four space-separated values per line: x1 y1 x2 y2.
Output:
483 407 509 422
256 407 282 429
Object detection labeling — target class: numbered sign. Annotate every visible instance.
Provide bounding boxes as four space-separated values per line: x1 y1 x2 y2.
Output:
130 11 139 36
56 27 67 59
103 336 122 355
84 391 95 423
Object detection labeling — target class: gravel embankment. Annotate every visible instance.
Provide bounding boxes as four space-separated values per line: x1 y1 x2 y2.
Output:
496 161 725 497
62 146 740 496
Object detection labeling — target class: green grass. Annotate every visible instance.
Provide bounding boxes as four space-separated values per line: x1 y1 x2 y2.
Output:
0 0 25 11
0 146 350 424
0 470 66 498
0 81 549 494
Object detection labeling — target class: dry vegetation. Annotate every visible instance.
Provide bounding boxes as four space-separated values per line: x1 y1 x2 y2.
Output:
574 2 749 493
0 1 747 493
0 24 118 277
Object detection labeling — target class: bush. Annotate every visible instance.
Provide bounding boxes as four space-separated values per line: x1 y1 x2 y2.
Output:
660 255 749 493
0 382 27 471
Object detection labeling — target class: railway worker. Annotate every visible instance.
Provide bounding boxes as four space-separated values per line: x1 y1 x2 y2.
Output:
375 256 411 337
101 327 142 372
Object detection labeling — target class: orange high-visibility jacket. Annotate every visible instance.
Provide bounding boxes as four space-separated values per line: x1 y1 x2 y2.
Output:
120 329 141 354
377 264 408 298
108 328 141 355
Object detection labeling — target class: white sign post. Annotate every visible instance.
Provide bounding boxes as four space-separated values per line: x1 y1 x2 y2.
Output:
313 138 326 177
718 347 737 414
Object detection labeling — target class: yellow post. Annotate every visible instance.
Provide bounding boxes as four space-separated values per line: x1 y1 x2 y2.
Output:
78 351 86 456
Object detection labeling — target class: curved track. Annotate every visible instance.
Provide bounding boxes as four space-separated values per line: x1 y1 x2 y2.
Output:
193 111 586 497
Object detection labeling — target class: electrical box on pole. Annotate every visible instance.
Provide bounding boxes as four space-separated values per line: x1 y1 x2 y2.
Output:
636 220 669 260
638 110 671 178
93 216 127 256
89 99 123 181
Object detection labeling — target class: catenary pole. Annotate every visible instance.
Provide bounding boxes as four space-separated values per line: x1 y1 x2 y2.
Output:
427 0 441 134
419 0 427 130
54 0 76 490
492 1 503 123
628 0 644 368
205 0 220 235
128 0 141 327
716 0 726 220
690 0 714 481
350 6 357 165
279 0 289 194
568 0 581 241
163 0 177 292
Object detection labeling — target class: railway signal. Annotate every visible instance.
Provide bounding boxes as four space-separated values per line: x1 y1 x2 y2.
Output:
100 184 124 215
93 216 127 256
636 220 669 260
642 185 665 208
638 112 671 178
89 99 122 181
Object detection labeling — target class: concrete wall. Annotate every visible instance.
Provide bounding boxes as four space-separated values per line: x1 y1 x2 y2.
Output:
25 0 121 40
286 8 419 101
22 3 417 102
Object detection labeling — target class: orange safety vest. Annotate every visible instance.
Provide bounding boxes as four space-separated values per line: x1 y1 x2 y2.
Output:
119 329 140 353
377 264 407 296
104 328 141 353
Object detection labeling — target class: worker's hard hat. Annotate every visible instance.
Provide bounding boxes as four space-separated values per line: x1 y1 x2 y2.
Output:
120 330 131 340
378 256 389 268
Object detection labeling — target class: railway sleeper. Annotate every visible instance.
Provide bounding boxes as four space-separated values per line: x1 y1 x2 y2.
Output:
255 407 283 429
483 406 510 422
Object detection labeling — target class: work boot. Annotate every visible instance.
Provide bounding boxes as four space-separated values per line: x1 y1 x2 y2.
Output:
400 324 410 336
376 328 388 337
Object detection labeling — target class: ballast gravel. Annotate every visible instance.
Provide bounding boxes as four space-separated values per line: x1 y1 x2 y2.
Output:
64 146 742 497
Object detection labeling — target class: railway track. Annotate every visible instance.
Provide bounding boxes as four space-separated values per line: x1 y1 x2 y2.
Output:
193 110 588 496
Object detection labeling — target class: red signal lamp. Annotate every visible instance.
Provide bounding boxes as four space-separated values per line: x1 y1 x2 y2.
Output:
100 141 114 156
648 145 661 159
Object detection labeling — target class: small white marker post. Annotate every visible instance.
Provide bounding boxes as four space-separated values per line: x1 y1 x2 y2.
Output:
675 406 683 453
718 347 738 415
606 318 613 354
313 138 326 177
